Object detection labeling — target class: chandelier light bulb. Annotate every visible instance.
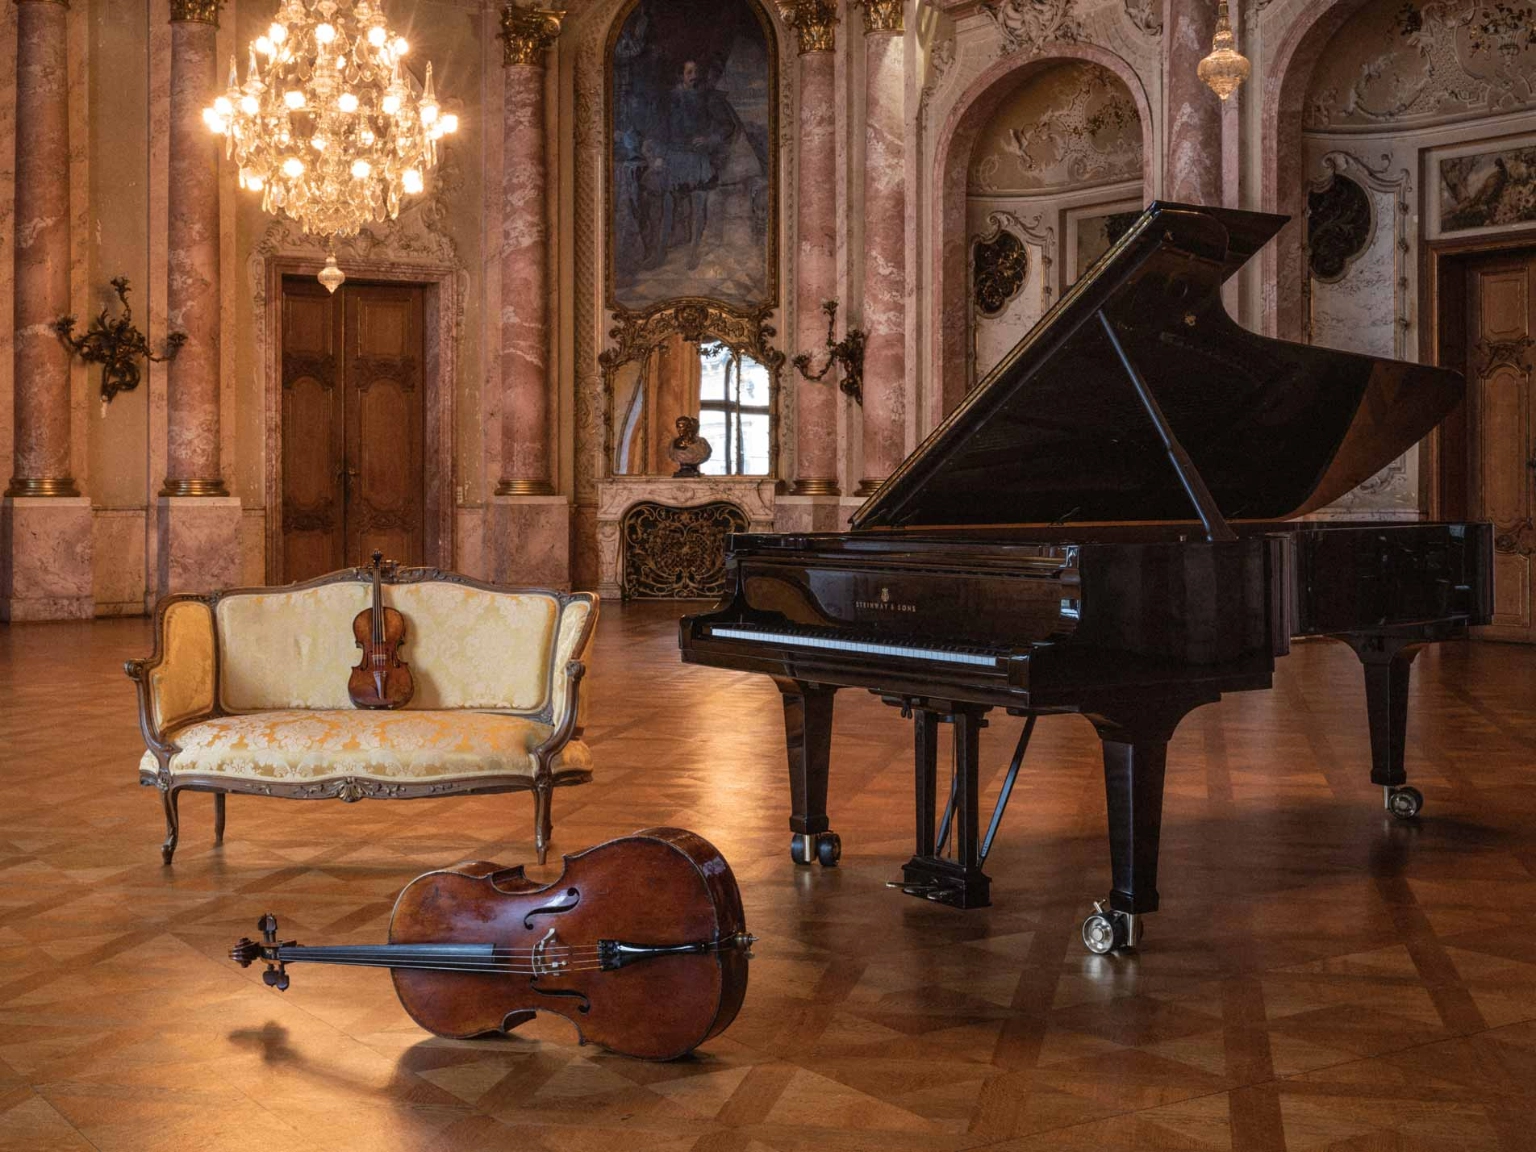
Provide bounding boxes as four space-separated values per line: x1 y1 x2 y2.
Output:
312 135 328 151
239 94 260 115
359 127 376 145
213 95 234 117
282 157 305 178
351 159 372 179
315 22 337 44
392 37 410 57
283 89 306 110
268 22 287 43
381 93 401 115
255 36 274 56
402 168 423 194
420 102 438 126
368 25 388 47
337 92 360 113
440 113 459 134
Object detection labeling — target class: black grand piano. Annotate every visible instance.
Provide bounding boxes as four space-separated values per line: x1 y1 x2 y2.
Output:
679 202 1493 953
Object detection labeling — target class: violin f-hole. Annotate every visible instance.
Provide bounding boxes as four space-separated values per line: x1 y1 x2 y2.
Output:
523 887 580 928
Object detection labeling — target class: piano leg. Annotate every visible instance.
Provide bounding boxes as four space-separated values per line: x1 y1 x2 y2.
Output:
1340 634 1426 820
773 677 841 867
1083 695 1213 952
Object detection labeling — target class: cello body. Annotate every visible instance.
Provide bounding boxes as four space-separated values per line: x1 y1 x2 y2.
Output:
232 829 752 1061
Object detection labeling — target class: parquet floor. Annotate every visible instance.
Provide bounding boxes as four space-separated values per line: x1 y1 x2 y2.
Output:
2 605 1536 1151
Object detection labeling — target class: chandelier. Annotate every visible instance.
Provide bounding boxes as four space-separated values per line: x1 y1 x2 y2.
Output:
204 0 459 290
1197 0 1251 101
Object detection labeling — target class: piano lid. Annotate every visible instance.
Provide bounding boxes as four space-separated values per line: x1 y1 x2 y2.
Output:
852 202 1465 532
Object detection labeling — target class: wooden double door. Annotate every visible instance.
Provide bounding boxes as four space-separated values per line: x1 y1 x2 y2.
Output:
1462 249 1536 642
281 279 426 583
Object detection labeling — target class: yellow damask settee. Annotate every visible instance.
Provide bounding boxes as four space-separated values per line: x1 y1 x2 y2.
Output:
125 567 598 865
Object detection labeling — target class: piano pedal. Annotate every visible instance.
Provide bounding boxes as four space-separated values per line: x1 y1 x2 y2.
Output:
1081 901 1141 955
1384 785 1423 820
885 879 945 899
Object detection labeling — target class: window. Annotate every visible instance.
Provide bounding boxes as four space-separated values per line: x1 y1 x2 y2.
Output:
696 342 772 476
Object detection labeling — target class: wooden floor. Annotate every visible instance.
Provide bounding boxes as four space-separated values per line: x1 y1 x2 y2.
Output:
3 605 1536 1151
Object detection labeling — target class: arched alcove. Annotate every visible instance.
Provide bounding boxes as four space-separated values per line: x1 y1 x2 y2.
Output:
965 59 1144 382
931 45 1153 417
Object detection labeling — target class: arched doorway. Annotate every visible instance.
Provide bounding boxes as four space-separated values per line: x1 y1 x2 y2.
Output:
931 47 1153 418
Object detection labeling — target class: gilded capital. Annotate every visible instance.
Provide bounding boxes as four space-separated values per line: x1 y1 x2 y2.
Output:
168 0 221 22
501 5 565 66
778 0 838 53
857 0 902 34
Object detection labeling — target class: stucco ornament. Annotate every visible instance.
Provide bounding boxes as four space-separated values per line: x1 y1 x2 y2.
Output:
982 0 1081 56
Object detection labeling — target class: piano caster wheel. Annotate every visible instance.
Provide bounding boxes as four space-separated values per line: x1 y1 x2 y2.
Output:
1386 785 1423 820
790 832 840 867
1081 903 1140 955
816 832 841 868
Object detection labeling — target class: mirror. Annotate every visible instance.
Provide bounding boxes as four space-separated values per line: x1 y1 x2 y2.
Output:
603 304 781 479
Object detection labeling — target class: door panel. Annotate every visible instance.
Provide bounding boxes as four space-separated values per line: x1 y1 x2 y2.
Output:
344 287 424 569
1468 254 1536 641
280 284 344 581
280 280 425 583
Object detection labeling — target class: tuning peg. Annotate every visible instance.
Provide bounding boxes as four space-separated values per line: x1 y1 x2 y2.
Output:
258 913 279 942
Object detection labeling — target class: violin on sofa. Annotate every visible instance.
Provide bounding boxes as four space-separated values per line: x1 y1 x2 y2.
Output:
231 829 754 1061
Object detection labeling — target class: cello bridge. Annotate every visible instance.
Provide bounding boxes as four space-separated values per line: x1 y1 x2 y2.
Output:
531 927 570 977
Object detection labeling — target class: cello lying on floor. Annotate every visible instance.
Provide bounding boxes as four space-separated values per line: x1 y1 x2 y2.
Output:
231 829 753 1061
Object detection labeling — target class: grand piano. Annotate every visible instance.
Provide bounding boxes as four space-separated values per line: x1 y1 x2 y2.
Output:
678 202 1493 953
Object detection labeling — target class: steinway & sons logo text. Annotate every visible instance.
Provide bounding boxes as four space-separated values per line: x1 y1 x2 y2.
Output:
856 586 916 614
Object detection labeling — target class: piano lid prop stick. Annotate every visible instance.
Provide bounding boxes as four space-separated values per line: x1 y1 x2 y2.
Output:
1096 310 1237 544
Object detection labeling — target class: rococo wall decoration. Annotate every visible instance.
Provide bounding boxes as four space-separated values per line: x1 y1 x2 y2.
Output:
607 0 778 313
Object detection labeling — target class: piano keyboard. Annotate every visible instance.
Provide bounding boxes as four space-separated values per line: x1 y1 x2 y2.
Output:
704 624 1004 669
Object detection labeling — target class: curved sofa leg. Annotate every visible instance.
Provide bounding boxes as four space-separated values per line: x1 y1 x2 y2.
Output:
532 779 553 865
213 792 226 845
160 786 182 866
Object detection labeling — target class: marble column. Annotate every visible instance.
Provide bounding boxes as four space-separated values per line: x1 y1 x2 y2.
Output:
789 2 839 501
1163 0 1221 204
490 6 569 588
854 0 905 497
2 0 92 621
157 0 240 597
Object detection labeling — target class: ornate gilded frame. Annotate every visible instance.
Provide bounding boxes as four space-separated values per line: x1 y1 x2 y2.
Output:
602 0 781 314
125 565 599 864
599 299 785 478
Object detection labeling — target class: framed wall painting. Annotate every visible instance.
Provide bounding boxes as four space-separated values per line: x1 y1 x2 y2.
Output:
606 0 779 315
1426 134 1536 242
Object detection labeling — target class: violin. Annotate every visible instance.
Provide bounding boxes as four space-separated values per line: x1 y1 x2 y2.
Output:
230 829 754 1061
348 550 414 709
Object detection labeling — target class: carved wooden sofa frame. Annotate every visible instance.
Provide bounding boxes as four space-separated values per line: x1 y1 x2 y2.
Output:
126 565 599 866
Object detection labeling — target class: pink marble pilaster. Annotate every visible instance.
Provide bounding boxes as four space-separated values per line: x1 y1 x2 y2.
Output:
792 21 839 496
856 3 906 496
1163 0 1221 205
8 0 75 497
163 5 224 495
497 8 560 497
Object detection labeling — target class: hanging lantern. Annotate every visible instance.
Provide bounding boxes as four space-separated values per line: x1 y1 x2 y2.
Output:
1198 0 1250 101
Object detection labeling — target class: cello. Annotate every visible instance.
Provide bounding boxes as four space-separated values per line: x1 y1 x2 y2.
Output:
348 551 414 709
231 829 754 1061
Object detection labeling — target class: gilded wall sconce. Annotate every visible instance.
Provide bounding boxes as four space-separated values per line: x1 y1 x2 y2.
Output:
55 277 187 405
792 299 865 405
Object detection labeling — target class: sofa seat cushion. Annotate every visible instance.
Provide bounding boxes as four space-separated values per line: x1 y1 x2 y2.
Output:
140 710 592 784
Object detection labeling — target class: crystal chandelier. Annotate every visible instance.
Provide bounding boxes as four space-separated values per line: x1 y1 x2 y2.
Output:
204 0 459 290
1198 0 1251 101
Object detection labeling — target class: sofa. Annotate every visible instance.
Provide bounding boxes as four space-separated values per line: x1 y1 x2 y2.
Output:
126 566 598 865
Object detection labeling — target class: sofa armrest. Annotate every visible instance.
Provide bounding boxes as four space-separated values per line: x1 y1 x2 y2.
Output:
125 596 219 760
533 659 588 781
549 594 599 727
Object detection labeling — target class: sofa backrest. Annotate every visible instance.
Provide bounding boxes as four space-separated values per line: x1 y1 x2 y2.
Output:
214 578 594 716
